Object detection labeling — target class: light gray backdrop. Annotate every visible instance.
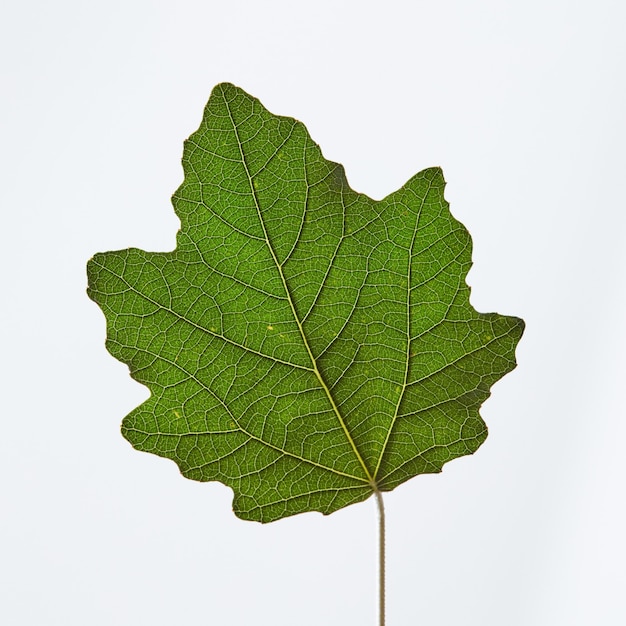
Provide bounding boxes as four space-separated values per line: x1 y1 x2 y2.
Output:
2 1 624 624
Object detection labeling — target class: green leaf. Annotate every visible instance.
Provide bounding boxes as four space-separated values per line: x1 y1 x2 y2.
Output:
87 83 524 523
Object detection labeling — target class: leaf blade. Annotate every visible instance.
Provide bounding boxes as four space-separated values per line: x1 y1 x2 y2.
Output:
87 83 524 522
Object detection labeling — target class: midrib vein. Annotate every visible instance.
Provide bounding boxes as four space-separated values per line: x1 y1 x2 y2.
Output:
225 94 374 486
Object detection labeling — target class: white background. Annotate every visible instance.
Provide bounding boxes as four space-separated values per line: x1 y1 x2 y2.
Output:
2 1 625 624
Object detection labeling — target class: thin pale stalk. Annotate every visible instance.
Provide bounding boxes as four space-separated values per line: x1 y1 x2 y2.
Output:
375 489 386 626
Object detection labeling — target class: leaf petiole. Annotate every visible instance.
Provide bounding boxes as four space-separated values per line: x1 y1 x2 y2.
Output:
375 489 386 626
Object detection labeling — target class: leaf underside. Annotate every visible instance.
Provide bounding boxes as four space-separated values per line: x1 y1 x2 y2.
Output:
87 83 524 523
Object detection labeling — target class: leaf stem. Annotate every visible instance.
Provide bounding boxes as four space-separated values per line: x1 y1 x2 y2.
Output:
375 489 386 626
